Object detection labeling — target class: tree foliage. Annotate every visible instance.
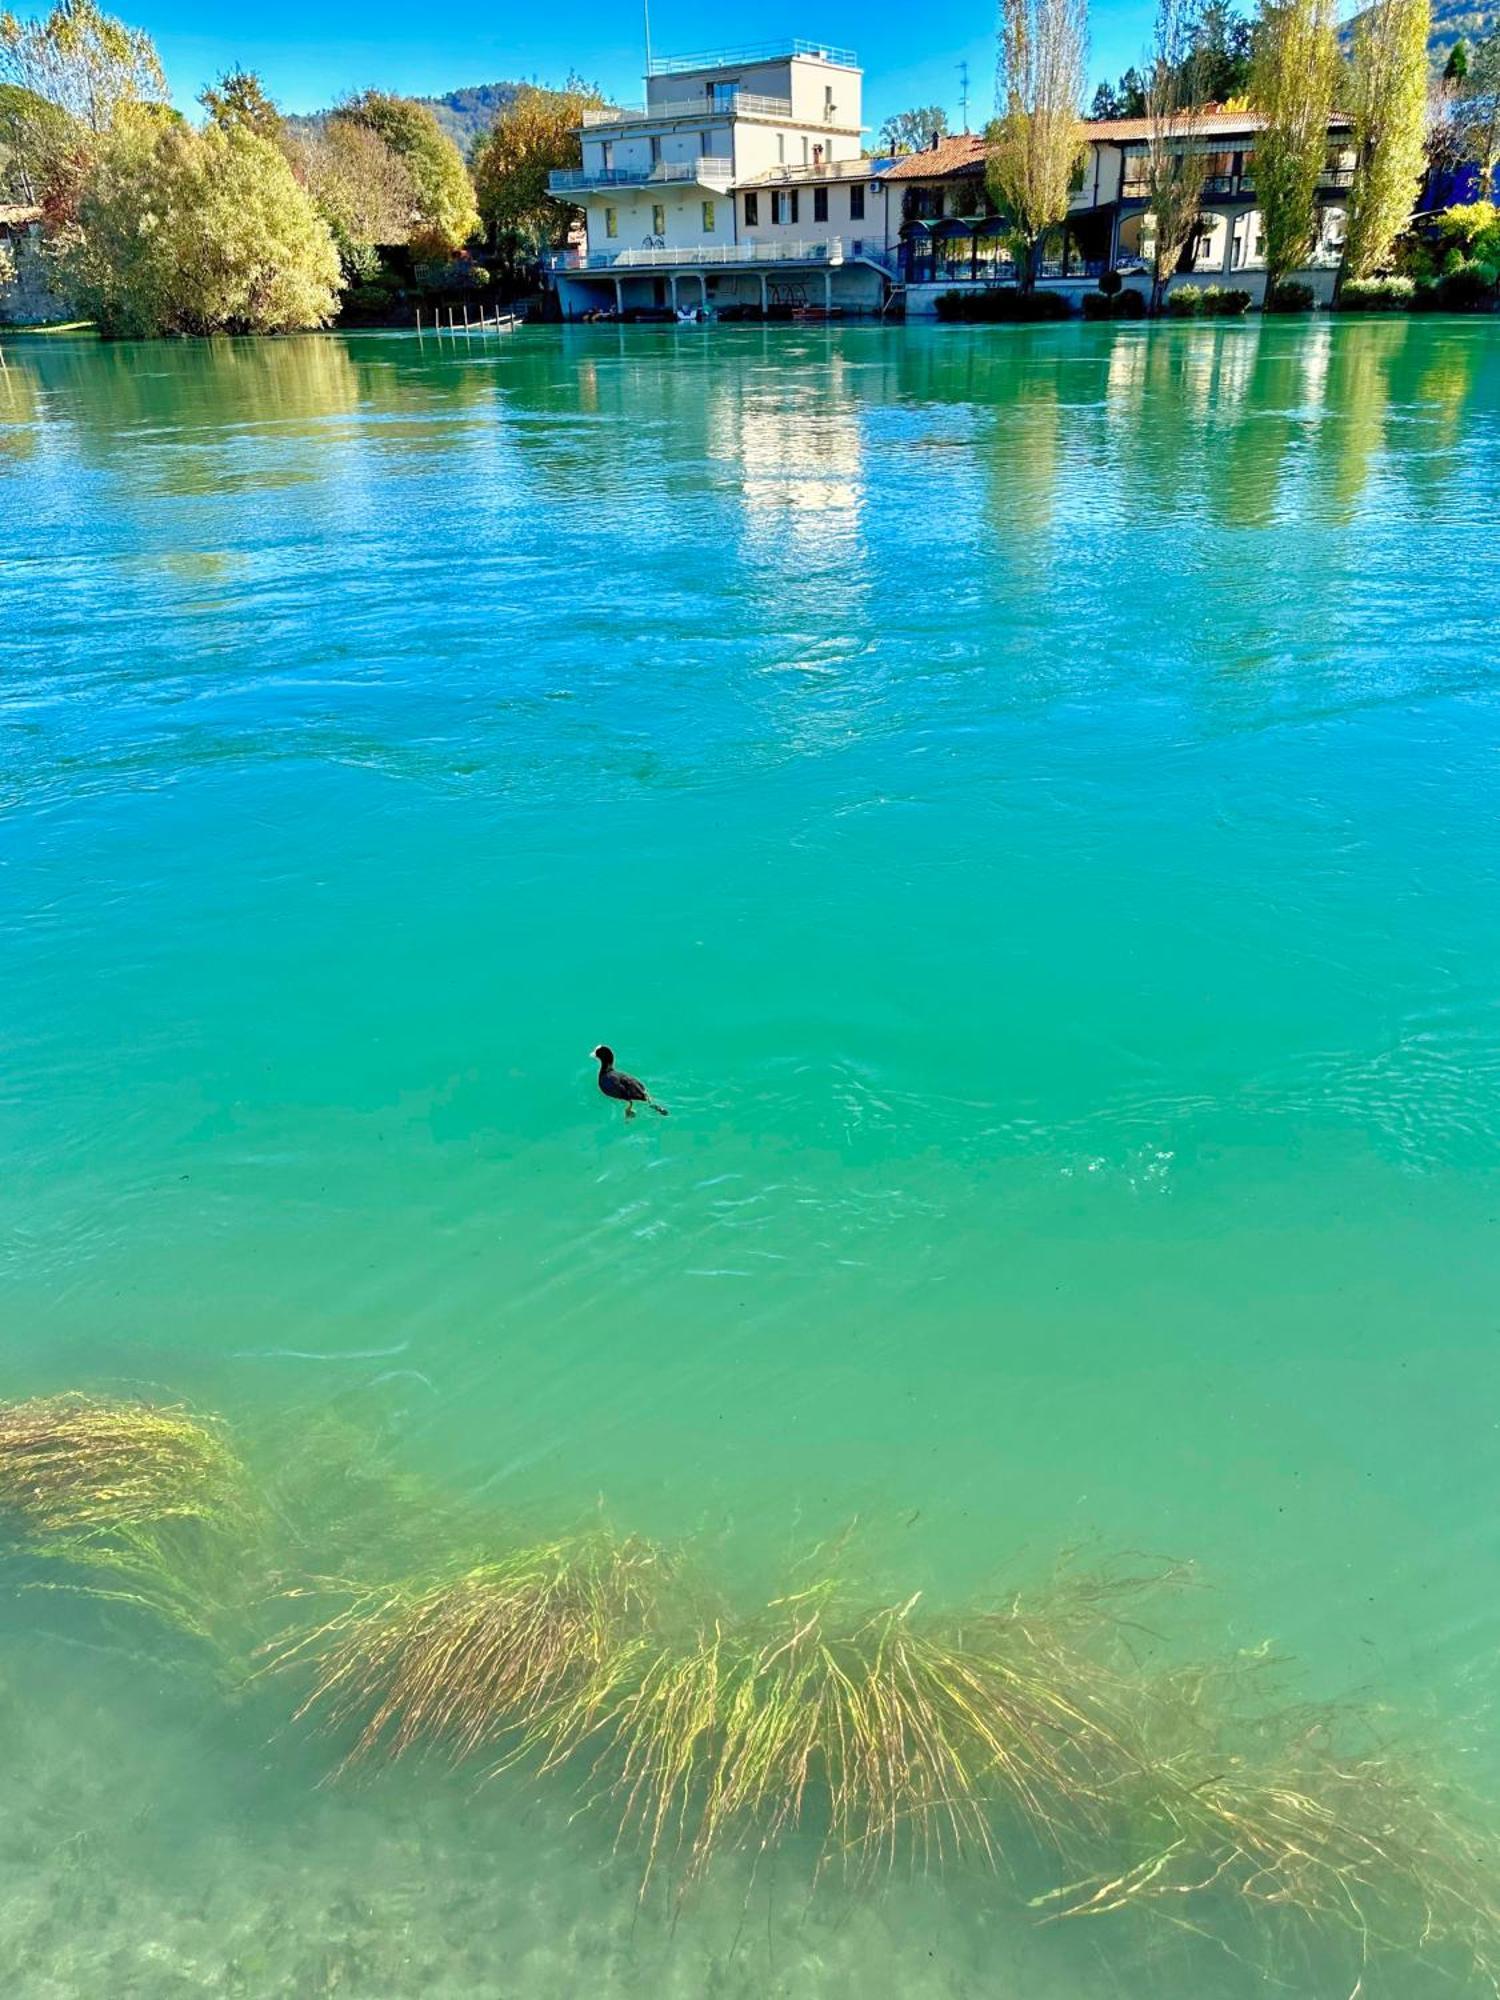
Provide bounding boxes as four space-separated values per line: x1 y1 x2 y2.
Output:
340 91 477 254
61 106 341 335
878 104 950 153
1193 0 1254 101
1452 28 1500 194
1144 0 1211 309
282 113 415 280
1342 0 1430 280
471 77 604 259
0 77 81 207
0 0 163 134
1090 69 1145 118
988 0 1089 288
199 67 282 141
1249 0 1339 301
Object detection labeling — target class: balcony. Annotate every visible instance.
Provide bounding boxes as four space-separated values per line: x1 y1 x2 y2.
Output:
582 93 793 126
549 158 734 195
550 237 893 272
1120 166 1354 202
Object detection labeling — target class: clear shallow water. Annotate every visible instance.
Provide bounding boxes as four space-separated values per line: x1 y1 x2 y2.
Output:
2 318 1500 1995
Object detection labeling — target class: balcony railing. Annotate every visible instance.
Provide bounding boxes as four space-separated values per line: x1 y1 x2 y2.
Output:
582 92 793 126
550 237 896 273
549 159 733 194
646 38 856 75
1121 167 1354 200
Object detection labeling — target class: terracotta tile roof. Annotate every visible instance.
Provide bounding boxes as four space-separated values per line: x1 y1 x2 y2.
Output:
880 134 988 181
879 112 1353 176
1084 109 1351 141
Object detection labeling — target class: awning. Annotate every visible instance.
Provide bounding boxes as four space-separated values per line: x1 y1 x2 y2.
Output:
930 216 973 239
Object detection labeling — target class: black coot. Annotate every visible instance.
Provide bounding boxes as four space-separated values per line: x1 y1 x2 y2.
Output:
591 1045 669 1119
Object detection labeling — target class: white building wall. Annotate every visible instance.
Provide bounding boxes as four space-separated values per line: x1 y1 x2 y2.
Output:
580 188 731 253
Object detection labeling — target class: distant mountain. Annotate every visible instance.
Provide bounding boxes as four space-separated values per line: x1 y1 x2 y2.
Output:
412 82 522 155
1342 0 1497 66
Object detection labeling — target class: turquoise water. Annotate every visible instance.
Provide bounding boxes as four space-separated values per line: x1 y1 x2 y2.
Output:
2 318 1500 1995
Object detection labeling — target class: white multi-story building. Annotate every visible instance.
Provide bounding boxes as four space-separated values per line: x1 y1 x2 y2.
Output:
548 41 896 317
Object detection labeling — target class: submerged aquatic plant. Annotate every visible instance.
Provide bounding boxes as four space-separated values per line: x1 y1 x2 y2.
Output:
1039 1662 1500 1992
0 1394 245 1538
586 1577 1144 1888
0 1394 252 1642
278 1531 666 1770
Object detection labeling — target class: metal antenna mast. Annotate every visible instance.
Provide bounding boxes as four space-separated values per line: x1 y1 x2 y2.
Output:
958 59 970 132
643 0 653 75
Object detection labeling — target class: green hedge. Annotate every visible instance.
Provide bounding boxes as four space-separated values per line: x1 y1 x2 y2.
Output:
1166 284 1253 318
934 287 1074 323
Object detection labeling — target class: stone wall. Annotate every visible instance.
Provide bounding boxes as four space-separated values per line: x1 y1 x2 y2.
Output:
0 232 70 326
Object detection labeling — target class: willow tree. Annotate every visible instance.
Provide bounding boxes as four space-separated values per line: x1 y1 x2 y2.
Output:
1341 0 1429 280
1143 0 1210 311
1249 0 1339 304
62 106 341 336
987 0 1088 290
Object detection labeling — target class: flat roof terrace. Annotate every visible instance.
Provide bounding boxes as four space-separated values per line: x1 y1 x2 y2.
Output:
645 39 857 76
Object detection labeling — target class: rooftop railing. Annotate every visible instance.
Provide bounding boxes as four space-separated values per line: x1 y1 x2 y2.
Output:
582 92 793 126
548 159 734 193
646 39 857 75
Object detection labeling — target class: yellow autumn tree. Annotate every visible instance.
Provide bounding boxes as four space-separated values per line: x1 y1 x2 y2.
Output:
1342 0 1430 279
471 77 607 269
62 106 342 336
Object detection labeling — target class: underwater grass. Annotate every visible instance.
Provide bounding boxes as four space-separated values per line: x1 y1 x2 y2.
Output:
577 1575 1152 1889
276 1531 667 1771
0 1394 253 1645
1038 1662 1500 1992
0 1394 245 1538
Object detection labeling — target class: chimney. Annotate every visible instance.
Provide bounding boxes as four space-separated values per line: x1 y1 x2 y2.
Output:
929 130 941 150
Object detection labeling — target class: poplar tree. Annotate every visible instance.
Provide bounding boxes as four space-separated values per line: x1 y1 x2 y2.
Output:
1342 0 1430 280
1249 0 1338 304
1144 0 1211 312
988 0 1089 290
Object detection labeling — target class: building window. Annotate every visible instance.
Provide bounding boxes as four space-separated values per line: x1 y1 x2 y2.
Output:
791 190 799 225
770 190 800 226
605 206 618 238
814 187 828 222
652 203 665 236
849 185 865 221
702 200 716 232
744 191 759 226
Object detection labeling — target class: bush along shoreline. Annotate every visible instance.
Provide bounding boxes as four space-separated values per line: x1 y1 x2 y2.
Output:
2 1385 1500 1993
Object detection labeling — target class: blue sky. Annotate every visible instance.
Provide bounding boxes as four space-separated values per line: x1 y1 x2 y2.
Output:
135 0 1156 128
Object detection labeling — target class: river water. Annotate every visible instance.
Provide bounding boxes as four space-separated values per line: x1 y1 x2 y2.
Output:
2 319 1499 1996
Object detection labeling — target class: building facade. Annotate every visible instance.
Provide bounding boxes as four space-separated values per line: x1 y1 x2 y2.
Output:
887 115 1358 314
549 42 897 317
550 68 1366 320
